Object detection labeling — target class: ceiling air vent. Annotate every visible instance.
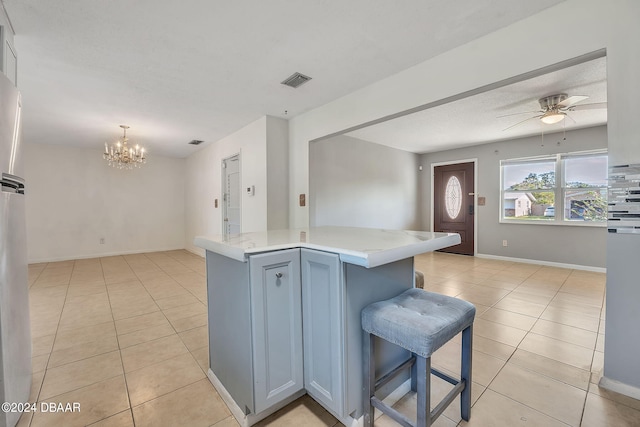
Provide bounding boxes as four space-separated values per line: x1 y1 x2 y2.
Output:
188 140 204 145
281 72 312 88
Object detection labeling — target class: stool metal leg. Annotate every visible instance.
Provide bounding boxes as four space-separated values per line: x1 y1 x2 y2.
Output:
363 331 375 427
416 355 431 427
461 325 473 421
410 353 417 392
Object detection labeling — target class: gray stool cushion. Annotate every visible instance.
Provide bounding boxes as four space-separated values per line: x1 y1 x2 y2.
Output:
362 288 475 358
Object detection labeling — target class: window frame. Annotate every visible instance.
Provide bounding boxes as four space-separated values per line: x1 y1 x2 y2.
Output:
499 150 607 227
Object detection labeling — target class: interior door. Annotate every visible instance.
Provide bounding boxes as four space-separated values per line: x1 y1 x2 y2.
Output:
433 162 474 255
222 155 241 235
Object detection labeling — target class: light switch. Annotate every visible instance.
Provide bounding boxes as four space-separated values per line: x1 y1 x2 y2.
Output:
214 199 218 208
246 185 255 196
299 194 306 207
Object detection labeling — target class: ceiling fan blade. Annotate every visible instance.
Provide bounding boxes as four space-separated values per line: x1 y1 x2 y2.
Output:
496 110 541 118
502 115 543 131
557 95 589 108
570 102 607 111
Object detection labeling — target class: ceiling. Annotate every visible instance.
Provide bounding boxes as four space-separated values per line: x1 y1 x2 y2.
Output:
346 56 607 153
2 0 565 158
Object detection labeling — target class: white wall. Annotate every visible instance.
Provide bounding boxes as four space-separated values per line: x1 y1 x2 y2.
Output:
185 116 272 255
289 1 614 229
266 117 289 229
287 0 640 395
421 126 607 269
24 143 185 262
600 0 640 399
310 135 420 229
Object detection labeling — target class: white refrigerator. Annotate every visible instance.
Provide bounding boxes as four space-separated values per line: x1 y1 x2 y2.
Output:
0 72 32 427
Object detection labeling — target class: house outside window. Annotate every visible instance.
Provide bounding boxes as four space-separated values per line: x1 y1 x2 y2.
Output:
500 150 607 225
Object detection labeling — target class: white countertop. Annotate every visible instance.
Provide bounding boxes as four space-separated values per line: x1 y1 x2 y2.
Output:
194 227 461 268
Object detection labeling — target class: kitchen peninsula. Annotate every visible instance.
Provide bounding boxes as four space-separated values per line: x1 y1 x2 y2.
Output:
194 227 460 427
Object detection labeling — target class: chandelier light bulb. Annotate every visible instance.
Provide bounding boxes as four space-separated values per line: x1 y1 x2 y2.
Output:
102 125 147 169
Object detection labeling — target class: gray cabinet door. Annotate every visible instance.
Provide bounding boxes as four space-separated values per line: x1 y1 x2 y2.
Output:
249 249 304 414
301 249 344 417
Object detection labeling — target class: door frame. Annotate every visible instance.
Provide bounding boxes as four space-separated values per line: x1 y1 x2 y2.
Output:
222 153 241 236
430 158 478 256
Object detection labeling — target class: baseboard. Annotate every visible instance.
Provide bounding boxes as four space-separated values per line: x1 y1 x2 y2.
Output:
598 376 640 400
185 246 205 258
28 246 186 264
207 369 305 427
475 253 606 273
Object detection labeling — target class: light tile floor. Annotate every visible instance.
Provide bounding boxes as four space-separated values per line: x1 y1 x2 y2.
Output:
19 250 640 426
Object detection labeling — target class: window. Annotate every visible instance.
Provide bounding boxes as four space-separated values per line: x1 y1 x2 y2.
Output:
500 151 607 225
445 176 462 219
563 154 608 222
502 158 555 221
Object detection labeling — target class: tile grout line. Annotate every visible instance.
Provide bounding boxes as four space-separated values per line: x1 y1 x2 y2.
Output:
435 259 543 426
131 253 192 337
133 252 205 316
580 279 609 425
430 255 609 426
28 251 616 426
25 262 48 426
118 253 210 416
27 262 47 290
27 252 208 427
491 267 597 427
28 260 76 427
100 256 137 427
450 263 584 425
487 387 578 427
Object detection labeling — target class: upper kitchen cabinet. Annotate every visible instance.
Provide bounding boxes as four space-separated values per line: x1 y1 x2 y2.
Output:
1 5 17 85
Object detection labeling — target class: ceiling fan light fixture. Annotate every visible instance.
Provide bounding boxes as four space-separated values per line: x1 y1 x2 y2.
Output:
540 111 566 124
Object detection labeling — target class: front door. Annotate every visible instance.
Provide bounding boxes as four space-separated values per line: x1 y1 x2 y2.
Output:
222 154 241 235
433 162 474 255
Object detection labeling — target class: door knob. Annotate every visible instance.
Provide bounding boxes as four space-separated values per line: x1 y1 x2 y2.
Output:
275 272 283 278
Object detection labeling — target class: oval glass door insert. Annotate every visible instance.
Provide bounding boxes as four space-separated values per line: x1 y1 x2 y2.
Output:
445 176 462 219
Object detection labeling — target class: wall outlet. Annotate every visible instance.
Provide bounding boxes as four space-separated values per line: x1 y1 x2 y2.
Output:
100 238 105 244
502 240 508 247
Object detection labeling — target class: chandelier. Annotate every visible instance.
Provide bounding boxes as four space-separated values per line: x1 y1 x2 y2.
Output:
103 125 146 169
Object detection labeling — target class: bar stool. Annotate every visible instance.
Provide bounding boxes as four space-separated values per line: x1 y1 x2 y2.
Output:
361 288 475 427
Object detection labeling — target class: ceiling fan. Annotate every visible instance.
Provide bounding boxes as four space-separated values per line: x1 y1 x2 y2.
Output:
500 93 607 131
